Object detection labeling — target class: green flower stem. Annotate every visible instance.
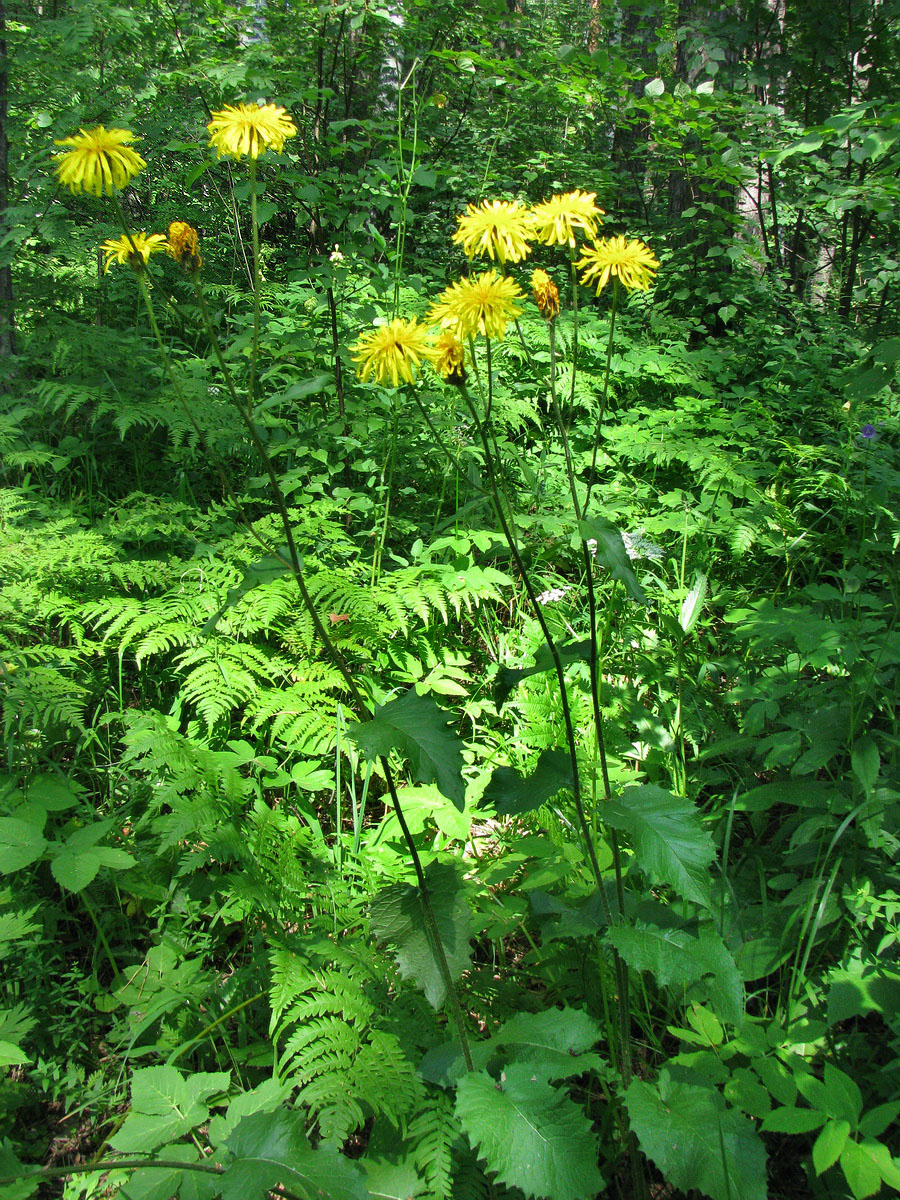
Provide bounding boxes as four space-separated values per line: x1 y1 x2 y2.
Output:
248 157 261 410
584 277 619 516
458 365 612 925
567 254 580 425
549 316 633 1089
372 391 399 587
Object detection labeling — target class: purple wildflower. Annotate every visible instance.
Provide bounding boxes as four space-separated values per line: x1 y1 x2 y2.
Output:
861 423 877 439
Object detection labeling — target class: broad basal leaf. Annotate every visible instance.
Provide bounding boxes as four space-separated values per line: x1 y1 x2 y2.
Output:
481 750 573 815
606 920 743 1025
604 784 715 906
625 1072 767 1200
370 860 472 1009
455 1063 604 1200
111 1067 230 1153
348 688 465 811
221 1109 367 1200
578 516 648 604
494 640 591 710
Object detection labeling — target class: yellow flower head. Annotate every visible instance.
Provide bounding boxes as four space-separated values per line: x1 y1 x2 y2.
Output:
207 102 297 160
433 332 467 384
452 200 533 265
351 317 435 387
576 236 660 294
530 190 604 249
531 269 560 319
54 126 146 197
428 270 524 341
100 231 167 274
168 221 202 271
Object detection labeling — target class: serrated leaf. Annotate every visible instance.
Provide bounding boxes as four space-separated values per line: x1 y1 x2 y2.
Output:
0 1041 29 1067
0 819 48 873
604 785 715 906
494 1006 604 1079
680 573 708 633
120 1144 212 1200
626 1073 767 1200
859 1100 900 1139
813 1120 851 1175
481 750 573 815
494 640 591 710
761 1106 825 1134
455 1064 604 1200
840 1140 886 1199
278 373 333 402
823 1063 863 1125
370 860 472 1009
0 1140 40 1200
50 847 102 892
606 921 743 1025
579 517 647 604
221 1109 367 1200
111 1067 230 1153
348 688 465 810
361 1156 423 1200
209 1079 292 1146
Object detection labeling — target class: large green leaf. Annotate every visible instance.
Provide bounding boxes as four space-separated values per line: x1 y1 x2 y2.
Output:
456 1064 604 1200
0 1139 40 1200
481 750 574 815
429 1005 605 1085
604 785 715 906
348 688 466 811
221 1110 367 1200
0 819 47 874
111 1067 231 1153
578 516 648 604
370 860 472 1009
625 1072 767 1200
606 920 743 1025
494 640 591 710
120 1145 217 1200
493 1006 605 1079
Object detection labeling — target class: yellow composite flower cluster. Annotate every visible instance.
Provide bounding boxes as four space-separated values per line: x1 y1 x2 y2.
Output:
576 235 660 295
351 188 660 388
100 231 167 273
54 126 146 196
207 102 297 160
168 220 202 271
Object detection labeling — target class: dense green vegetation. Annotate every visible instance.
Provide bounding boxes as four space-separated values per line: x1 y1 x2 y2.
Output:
1 1 899 1198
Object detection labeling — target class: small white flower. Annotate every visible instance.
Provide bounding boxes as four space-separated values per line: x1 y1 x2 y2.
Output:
536 585 569 605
